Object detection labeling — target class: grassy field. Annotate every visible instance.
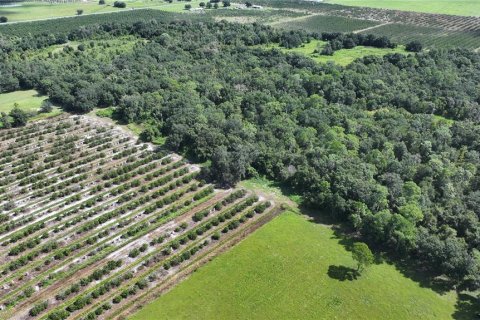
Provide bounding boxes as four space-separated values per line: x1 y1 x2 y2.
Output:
0 89 48 113
0 89 63 127
0 0 201 22
131 209 458 319
325 0 480 16
261 40 406 66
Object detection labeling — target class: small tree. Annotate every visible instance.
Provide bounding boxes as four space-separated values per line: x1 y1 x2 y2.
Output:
0 112 10 129
351 242 374 273
245 1 252 7
406 40 423 52
320 43 334 56
40 100 53 113
206 2 212 8
184 4 192 9
77 9 84 15
222 0 230 6
199 1 205 7
213 2 219 8
99 0 105 4
0 16 7 23
9 104 28 127
113 1 127 8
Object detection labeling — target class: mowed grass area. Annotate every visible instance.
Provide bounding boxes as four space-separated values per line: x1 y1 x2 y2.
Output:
0 89 47 113
131 210 458 320
325 0 480 16
261 40 406 66
0 0 201 22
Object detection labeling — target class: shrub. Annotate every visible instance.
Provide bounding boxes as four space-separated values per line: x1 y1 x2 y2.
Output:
406 40 423 52
29 301 48 317
0 16 7 23
113 1 126 8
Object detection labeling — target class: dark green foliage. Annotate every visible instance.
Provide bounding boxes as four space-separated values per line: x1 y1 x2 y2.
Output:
9 106 28 127
113 1 126 8
29 301 48 317
406 40 423 52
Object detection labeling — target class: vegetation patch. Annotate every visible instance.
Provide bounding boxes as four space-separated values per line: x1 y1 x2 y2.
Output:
261 40 407 66
271 14 381 33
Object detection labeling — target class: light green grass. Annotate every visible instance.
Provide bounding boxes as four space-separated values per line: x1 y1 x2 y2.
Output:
262 40 406 66
0 0 202 22
325 0 480 16
0 89 48 113
131 210 458 320
30 107 63 121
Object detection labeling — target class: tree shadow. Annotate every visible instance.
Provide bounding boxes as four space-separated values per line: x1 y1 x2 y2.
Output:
452 293 480 320
327 265 360 281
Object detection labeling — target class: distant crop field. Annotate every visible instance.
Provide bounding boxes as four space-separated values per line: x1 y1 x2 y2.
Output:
325 0 480 16
271 14 380 33
132 211 458 320
363 23 480 49
0 115 274 319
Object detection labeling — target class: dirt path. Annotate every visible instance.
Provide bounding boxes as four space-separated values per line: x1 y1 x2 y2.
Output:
353 22 391 34
267 13 319 26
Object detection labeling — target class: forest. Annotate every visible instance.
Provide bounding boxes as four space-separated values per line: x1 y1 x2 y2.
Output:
0 18 479 292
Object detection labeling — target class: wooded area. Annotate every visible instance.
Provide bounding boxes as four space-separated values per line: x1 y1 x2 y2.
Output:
0 18 479 292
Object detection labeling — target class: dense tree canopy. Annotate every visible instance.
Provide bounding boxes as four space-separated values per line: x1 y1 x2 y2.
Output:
0 18 479 291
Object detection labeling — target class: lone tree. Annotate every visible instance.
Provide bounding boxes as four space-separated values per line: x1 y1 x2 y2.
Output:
351 242 374 273
77 9 84 15
184 4 192 10
113 1 127 8
0 16 7 23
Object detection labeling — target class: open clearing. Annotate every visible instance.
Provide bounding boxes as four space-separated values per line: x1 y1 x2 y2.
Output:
0 90 47 113
131 210 458 320
260 40 407 66
0 115 274 319
325 0 480 16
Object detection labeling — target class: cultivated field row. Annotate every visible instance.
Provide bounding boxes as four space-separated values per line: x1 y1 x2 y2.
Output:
0 115 275 320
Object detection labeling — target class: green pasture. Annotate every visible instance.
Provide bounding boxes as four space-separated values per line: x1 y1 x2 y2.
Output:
0 0 202 22
131 209 461 319
0 90 47 113
324 0 480 16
